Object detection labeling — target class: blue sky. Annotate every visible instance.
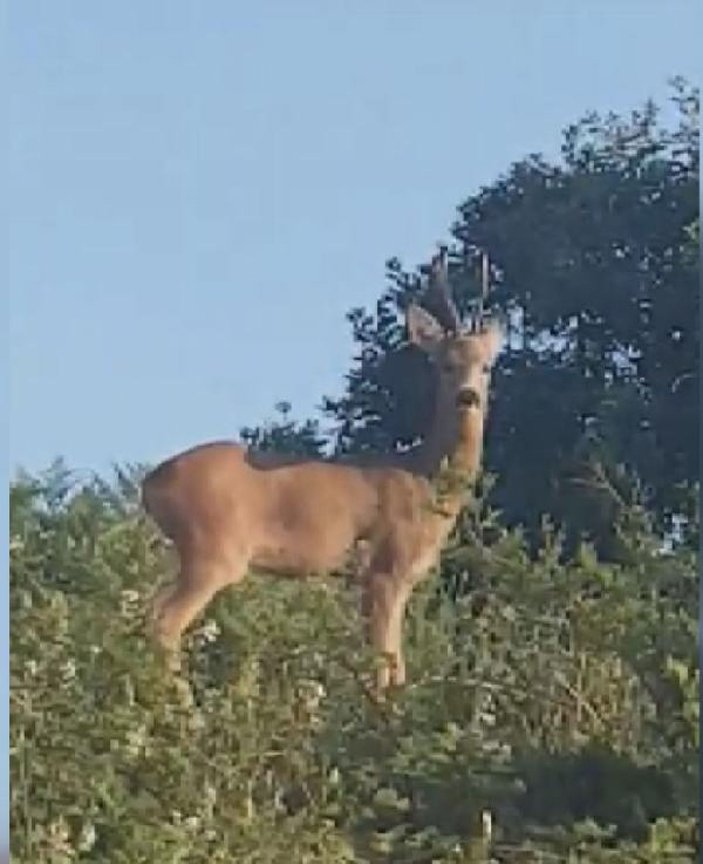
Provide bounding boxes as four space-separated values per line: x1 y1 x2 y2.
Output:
5 0 702 847
9 2 702 477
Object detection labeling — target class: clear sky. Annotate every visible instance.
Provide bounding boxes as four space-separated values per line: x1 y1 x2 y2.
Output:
9 2 702 476
4 0 702 847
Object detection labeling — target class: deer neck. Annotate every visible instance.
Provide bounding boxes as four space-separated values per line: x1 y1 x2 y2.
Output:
445 407 486 479
415 387 487 511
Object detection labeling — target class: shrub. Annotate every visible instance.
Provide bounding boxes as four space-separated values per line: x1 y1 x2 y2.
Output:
10 465 698 862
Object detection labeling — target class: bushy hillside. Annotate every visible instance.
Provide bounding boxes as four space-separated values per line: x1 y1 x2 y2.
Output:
10 464 698 862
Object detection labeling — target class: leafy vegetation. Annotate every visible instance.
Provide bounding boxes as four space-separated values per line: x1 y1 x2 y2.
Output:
321 78 699 560
10 81 699 862
10 463 698 862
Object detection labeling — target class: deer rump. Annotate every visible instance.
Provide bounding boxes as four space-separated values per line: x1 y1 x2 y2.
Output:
142 440 438 579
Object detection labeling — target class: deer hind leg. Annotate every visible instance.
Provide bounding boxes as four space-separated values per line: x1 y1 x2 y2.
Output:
151 551 247 671
361 571 412 691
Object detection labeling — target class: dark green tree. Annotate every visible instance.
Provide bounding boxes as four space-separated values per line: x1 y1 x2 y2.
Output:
240 401 326 458
324 79 699 558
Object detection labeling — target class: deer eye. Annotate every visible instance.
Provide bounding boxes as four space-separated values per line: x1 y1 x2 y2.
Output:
482 365 491 375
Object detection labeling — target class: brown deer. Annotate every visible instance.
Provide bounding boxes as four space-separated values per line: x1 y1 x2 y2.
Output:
142 250 503 690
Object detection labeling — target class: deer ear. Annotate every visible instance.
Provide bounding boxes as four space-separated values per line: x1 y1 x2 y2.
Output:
481 320 505 364
406 304 445 352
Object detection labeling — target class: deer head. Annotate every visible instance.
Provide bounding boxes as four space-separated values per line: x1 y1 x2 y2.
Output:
407 247 502 426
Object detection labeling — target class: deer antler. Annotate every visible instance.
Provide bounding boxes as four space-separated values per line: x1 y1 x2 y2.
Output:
422 245 462 333
458 249 493 333
473 251 490 333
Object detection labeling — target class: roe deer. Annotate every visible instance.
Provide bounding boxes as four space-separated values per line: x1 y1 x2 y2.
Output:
142 250 503 690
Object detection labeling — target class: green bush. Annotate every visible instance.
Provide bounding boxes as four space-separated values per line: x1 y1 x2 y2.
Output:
10 464 698 862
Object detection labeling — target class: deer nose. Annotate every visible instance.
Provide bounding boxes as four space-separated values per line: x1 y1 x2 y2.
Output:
457 387 480 409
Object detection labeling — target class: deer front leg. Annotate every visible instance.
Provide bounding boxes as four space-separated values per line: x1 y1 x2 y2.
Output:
361 572 412 691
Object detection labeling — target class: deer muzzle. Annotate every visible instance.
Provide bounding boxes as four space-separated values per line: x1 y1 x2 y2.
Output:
456 387 481 409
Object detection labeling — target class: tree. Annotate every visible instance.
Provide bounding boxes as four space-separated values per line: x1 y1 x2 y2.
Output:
323 79 699 558
240 401 326 458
